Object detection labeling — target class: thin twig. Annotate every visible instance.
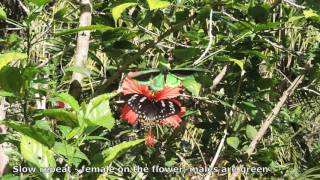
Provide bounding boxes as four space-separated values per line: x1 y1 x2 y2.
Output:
138 25 192 48
193 9 214 65
229 75 304 180
283 0 306 9
211 65 228 89
204 128 228 180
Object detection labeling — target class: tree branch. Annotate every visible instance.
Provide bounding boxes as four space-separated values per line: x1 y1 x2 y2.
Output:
69 0 92 100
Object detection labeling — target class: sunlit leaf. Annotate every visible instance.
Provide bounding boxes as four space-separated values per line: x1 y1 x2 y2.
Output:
20 135 56 179
82 93 118 130
147 0 171 10
29 0 50 6
0 90 15 97
227 137 240 149
0 52 27 70
0 6 7 20
112 3 138 22
246 125 258 140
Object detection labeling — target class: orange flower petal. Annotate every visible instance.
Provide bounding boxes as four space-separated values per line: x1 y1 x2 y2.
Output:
161 115 182 128
154 86 182 100
121 77 151 97
121 105 138 125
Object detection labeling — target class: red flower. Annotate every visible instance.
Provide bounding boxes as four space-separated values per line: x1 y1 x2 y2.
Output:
145 129 156 146
120 77 185 127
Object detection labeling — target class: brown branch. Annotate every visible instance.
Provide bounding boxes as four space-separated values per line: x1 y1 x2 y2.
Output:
0 97 8 176
69 0 92 100
210 65 228 90
229 75 304 179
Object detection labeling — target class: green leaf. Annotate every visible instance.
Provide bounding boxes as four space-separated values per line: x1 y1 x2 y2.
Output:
246 125 258 140
215 56 244 71
1 174 21 180
29 0 50 6
6 121 56 148
147 0 171 10
66 127 82 140
82 93 118 130
53 142 90 164
182 76 201 96
0 90 15 97
0 67 23 95
57 93 80 112
248 5 269 23
54 25 114 36
227 137 240 149
112 3 138 22
39 109 78 127
103 139 144 165
0 52 27 70
303 9 320 18
20 135 56 179
0 7 7 20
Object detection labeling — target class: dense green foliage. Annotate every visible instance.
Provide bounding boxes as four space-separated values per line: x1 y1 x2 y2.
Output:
0 0 320 179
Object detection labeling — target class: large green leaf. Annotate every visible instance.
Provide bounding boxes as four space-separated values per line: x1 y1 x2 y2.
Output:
20 135 56 179
39 109 78 127
53 142 90 164
6 121 56 148
57 93 80 112
147 0 171 10
112 3 138 22
182 76 201 96
103 139 144 165
82 93 118 130
54 25 114 36
0 52 27 70
0 6 7 20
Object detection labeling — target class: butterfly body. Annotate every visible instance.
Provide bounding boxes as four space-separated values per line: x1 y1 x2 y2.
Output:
123 93 181 125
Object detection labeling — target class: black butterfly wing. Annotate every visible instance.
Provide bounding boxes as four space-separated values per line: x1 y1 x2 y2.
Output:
122 94 181 121
144 99 181 120
129 69 161 81
122 94 152 116
170 68 210 77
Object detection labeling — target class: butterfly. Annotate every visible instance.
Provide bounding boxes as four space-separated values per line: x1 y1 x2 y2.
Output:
122 93 181 126
128 68 210 82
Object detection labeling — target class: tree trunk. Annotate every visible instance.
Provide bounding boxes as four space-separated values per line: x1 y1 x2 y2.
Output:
69 0 92 100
